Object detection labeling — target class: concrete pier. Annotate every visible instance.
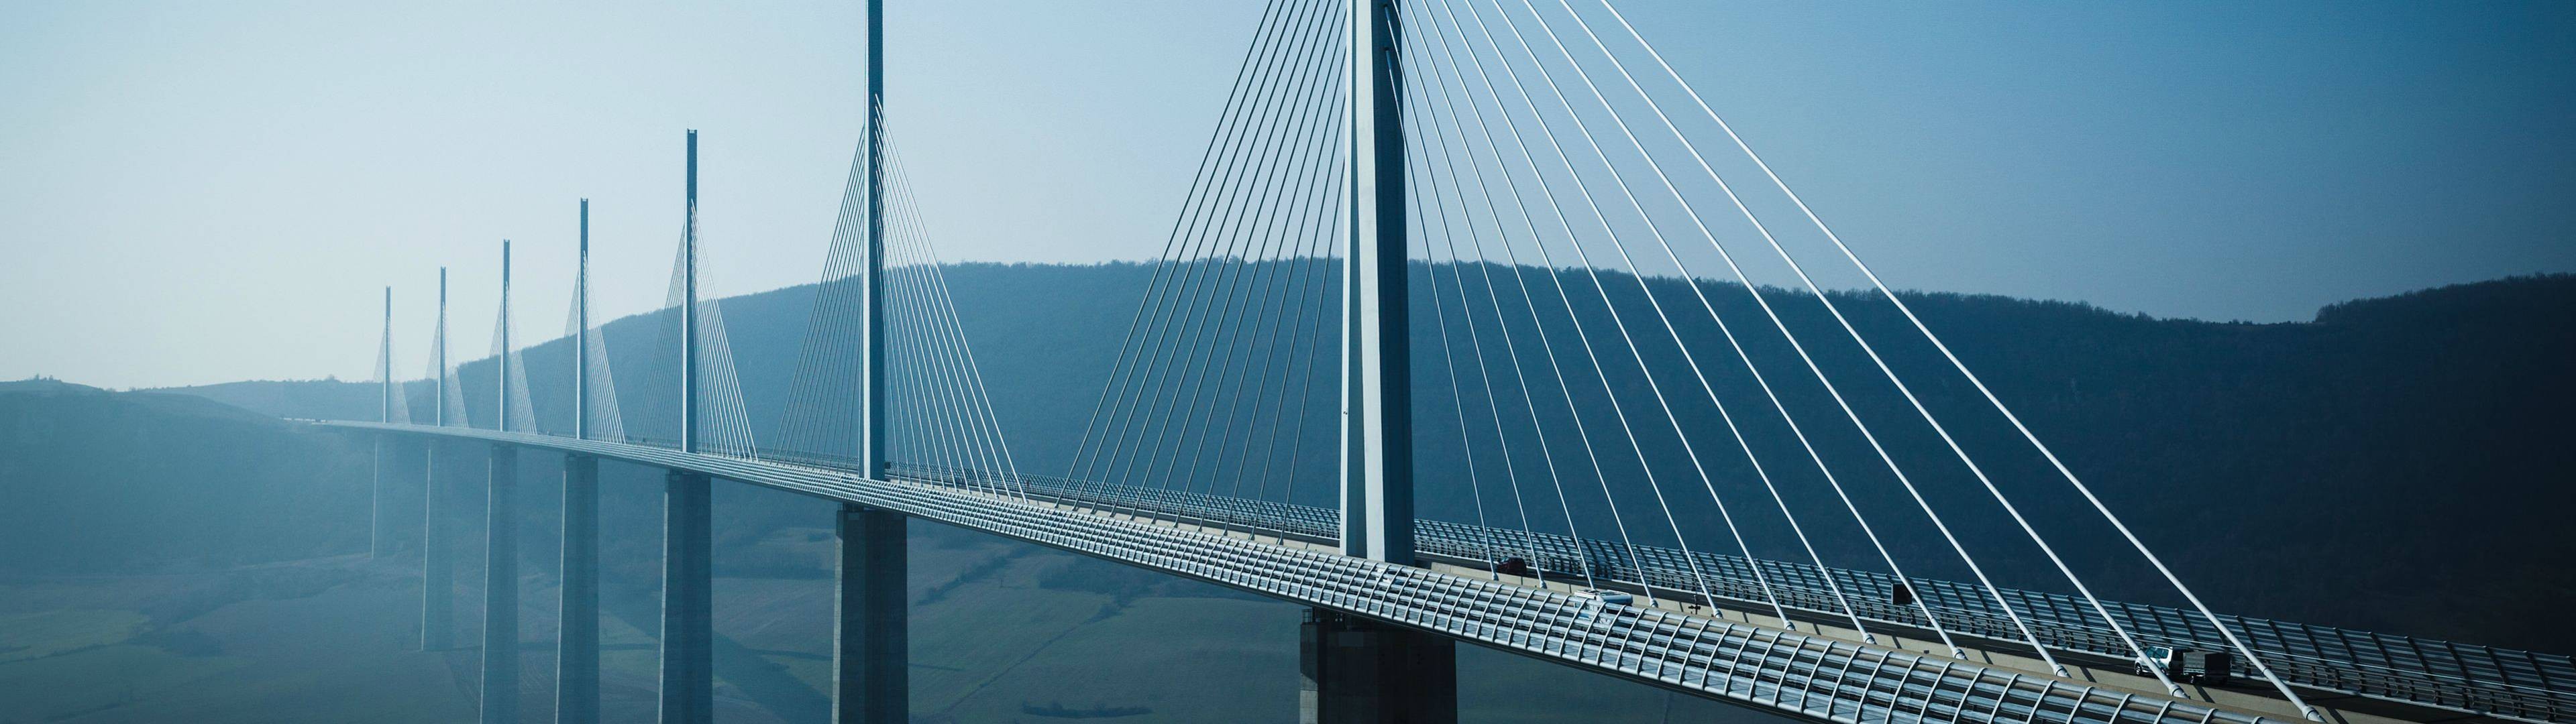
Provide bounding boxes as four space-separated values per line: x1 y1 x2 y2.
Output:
372 436 387 558
481 444 520 724
659 471 712 724
555 454 599 724
1299 609 1456 724
832 504 907 723
423 440 453 651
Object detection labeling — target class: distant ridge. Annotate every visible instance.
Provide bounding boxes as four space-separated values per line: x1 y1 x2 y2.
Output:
127 265 2576 654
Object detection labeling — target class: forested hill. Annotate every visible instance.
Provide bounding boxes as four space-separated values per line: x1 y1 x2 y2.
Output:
0 379 369 572
150 267 2576 654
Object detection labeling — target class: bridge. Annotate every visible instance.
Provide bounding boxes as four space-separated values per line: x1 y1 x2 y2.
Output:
311 1 2575 723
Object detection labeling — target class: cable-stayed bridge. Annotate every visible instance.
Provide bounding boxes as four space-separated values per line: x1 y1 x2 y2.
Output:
314 1 2574 723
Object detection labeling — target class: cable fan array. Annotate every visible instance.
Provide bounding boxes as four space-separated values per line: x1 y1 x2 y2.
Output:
377 121 1018 483
372 294 412 426
1064 0 1348 537
775 103 1026 497
638 227 757 457
563 251 626 443
1055 0 2318 714
351 0 2345 715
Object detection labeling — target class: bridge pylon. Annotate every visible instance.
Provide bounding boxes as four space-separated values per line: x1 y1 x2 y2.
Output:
422 266 454 653
1341 0 1413 568
374 286 392 559
833 2 908 721
1326 1 1458 721
482 240 522 724
556 201 602 724
659 130 717 724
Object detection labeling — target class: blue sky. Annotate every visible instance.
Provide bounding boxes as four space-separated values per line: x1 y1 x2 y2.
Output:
2 1 2570 389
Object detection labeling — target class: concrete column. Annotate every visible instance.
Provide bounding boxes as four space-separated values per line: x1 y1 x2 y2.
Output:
1340 0 1415 565
832 503 906 723
659 471 712 724
555 454 600 724
424 440 454 651
372 436 387 558
482 444 520 724
1299 609 1455 724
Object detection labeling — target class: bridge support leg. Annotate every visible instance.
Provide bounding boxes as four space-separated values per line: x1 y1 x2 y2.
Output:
372 436 387 558
832 503 906 723
555 454 600 724
1299 609 1454 724
482 444 520 724
659 471 713 724
424 440 454 651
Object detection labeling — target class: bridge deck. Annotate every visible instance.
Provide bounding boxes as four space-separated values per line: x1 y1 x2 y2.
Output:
325 421 2569 724
875 463 2571 724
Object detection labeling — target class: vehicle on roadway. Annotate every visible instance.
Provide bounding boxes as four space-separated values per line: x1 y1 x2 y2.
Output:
2137 646 2235 685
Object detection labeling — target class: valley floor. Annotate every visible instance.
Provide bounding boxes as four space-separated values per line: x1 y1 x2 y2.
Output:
0 534 1759 723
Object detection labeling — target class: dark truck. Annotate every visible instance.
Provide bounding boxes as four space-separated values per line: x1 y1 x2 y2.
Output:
2135 646 2235 685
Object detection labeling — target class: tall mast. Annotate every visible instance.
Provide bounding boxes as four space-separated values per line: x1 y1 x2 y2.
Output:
383 286 394 423
681 131 699 453
498 240 513 432
1340 0 1411 564
576 200 590 440
437 267 448 427
860 0 886 478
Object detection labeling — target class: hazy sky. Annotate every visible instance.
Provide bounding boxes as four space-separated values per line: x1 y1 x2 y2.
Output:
3 1 2570 389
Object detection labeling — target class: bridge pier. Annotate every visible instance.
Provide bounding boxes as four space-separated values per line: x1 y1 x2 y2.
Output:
659 470 713 724
482 444 520 724
372 436 387 558
555 454 600 724
1299 609 1455 724
832 504 906 723
423 439 455 651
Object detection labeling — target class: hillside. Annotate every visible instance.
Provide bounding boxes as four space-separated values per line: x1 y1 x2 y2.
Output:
145 267 2576 654
0 380 370 573
0 382 1743 723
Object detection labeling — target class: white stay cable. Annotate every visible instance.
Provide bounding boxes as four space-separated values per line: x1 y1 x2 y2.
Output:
883 179 985 490
1382 16 1670 604
1434 0 1807 627
900 238 1006 496
1483 0 2081 674
1070 0 1310 505
912 219 1029 497
1403 7 1734 611
877 172 976 487
1405 156 1505 575
1411 0 1658 598
885 150 1012 496
1466 0 1945 644
1397 50 1550 580
896 149 1035 499
1150 14 1342 513
1220 58 1346 541
1527 0 2186 691
1589 3 2316 713
1090 0 1335 510
894 231 992 492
